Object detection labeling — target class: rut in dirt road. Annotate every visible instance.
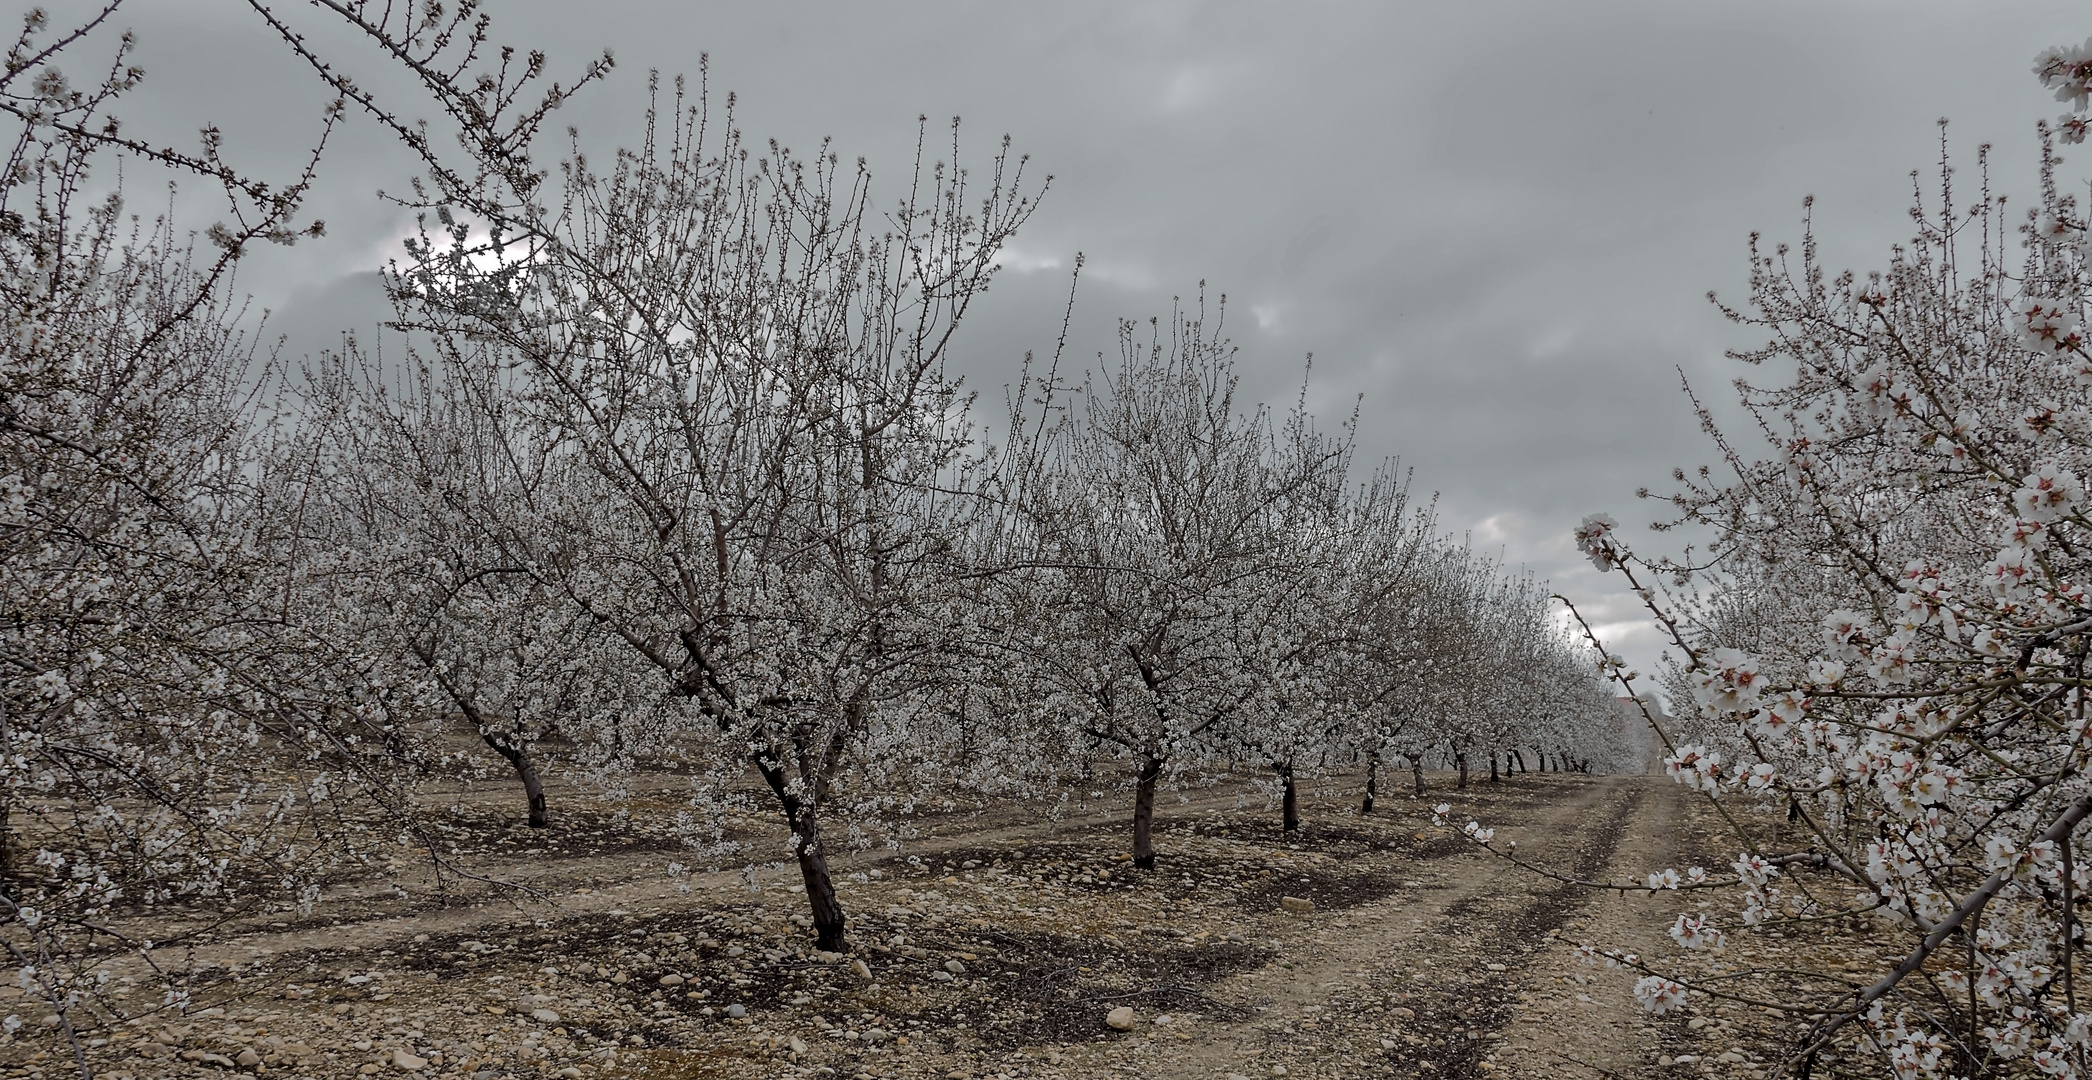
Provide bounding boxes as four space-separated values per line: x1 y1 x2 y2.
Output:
1141 776 1662 1080
1394 783 1647 1077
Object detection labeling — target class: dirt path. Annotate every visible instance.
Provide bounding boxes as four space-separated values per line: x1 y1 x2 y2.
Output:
1112 774 1691 1080
19 772 1751 1080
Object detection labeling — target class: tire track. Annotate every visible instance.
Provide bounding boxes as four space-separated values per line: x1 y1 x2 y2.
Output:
1146 776 1649 1080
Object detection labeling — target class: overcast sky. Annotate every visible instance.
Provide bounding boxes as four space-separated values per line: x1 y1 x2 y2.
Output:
84 0 2090 681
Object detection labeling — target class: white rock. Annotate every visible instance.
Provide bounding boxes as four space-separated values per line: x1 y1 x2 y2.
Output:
726 1004 747 1019
659 973 685 987
1279 896 1315 913
1105 1006 1136 1031
943 959 967 975
392 1048 428 1071
531 1008 560 1024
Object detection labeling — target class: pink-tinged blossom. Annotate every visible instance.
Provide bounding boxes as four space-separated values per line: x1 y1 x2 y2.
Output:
2005 519 2050 550
1689 649 1763 715
1668 913 1725 950
2017 466 2084 523
1573 513 1620 571
2016 296 2084 355
1988 547 2038 599
2030 1047 2073 1076
1857 363 1911 419
1823 610 1869 660
1663 745 1724 792
2020 400 2074 440
1732 854 1778 885
1646 868 1681 891
1867 635 1917 685
1632 976 1687 1015
1806 658 1845 686
2036 37 2092 110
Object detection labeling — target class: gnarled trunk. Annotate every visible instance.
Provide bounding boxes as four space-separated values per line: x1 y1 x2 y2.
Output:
1411 755 1426 796
1489 754 1500 783
482 730 548 829
1456 752 1469 789
1132 757 1162 869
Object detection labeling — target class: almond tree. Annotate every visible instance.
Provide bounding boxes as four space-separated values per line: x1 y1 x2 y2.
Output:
0 0 602 1047
1000 301 1347 867
394 84 1039 951
1538 39 2092 1076
284 353 670 831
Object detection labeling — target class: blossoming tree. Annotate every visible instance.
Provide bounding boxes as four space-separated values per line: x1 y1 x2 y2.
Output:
1537 36 2092 1078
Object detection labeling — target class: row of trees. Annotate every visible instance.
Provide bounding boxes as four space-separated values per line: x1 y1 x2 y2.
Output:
0 0 1624 1043
308 89 1630 946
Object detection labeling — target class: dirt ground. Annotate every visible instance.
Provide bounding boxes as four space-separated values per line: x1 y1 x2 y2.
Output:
0 770 1897 1080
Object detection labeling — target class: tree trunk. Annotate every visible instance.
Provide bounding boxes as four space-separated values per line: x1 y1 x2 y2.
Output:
1279 761 1300 833
1457 752 1469 789
482 730 549 829
1512 748 1527 774
752 747 850 952
1132 757 1162 869
791 806 849 952
1489 754 1500 783
1362 750 1379 815
1411 756 1426 796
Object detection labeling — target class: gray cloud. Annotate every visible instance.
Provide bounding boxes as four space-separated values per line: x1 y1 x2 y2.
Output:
79 0 2091 677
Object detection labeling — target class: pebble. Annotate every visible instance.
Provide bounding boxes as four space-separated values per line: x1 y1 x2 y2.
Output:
392 1049 428 1071
851 958 875 981
531 1008 561 1024
1105 1006 1136 1031
943 959 967 975
1279 896 1316 913
659 974 685 987
726 1004 747 1019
